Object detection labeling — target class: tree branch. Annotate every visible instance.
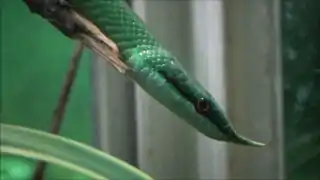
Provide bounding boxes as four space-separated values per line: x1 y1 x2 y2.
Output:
33 42 85 180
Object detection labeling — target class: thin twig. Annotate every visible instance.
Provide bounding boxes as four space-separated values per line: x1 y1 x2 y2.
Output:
33 42 85 180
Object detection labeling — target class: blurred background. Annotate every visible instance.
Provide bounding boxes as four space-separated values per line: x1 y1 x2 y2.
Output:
0 0 319 180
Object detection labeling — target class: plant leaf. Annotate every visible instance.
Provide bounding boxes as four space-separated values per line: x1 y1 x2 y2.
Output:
0 123 153 180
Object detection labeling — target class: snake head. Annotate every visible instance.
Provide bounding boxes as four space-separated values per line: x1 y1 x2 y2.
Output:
128 47 265 147
160 67 265 147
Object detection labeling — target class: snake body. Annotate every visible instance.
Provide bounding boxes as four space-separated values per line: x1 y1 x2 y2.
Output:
70 0 265 147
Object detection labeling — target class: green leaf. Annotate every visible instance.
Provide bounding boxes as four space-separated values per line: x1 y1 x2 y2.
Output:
0 123 153 180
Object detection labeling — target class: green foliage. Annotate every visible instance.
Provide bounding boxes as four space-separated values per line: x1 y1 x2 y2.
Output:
1 1 94 178
0 123 153 180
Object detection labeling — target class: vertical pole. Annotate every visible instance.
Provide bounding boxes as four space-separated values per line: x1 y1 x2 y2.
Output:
132 0 198 178
224 0 284 179
191 1 229 179
91 0 137 165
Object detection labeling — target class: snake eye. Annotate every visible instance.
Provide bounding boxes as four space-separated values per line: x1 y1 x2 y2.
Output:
195 98 210 114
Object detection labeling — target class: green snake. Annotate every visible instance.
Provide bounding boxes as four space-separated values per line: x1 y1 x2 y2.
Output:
33 0 266 147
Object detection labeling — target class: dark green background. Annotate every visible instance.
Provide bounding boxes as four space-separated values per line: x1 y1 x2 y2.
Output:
282 0 320 180
1 0 94 179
